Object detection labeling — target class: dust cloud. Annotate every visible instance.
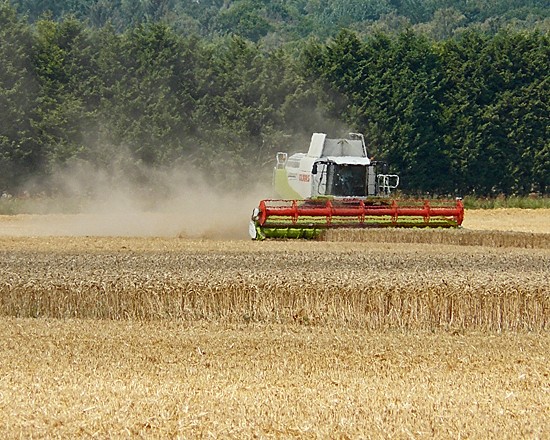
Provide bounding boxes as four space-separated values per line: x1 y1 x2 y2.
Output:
6 160 271 240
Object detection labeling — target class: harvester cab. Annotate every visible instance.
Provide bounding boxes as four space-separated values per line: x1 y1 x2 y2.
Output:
272 133 399 200
250 133 464 240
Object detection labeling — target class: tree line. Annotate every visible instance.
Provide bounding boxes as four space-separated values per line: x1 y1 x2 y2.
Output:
303 29 549 194
0 2 548 195
9 0 550 43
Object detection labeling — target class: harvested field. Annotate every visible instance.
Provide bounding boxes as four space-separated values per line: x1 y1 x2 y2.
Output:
0 207 549 238
463 208 550 234
0 319 548 438
0 209 548 438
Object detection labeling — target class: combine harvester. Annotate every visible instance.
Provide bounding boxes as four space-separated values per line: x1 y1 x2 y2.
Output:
249 133 464 240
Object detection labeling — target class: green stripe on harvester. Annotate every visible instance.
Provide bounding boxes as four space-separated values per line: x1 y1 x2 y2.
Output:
257 227 322 240
273 169 303 199
254 219 460 240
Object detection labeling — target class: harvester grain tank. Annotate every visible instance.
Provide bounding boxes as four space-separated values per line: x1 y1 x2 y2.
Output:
250 133 464 240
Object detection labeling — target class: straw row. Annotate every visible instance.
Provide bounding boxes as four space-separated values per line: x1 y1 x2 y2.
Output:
322 228 550 248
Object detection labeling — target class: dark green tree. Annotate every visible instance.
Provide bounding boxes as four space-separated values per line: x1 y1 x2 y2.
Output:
215 0 272 42
0 2 40 190
304 29 453 193
98 23 201 165
31 16 96 174
440 30 549 195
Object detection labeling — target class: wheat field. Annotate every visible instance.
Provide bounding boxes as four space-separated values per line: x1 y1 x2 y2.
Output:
1 237 549 330
0 210 549 438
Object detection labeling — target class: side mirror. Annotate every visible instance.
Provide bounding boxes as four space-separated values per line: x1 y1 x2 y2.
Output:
312 163 318 175
276 152 287 169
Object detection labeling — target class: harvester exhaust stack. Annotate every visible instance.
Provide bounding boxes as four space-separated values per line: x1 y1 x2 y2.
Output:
250 133 464 240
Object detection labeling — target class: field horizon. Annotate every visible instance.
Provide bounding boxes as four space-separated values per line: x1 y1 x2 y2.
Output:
0 207 549 239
